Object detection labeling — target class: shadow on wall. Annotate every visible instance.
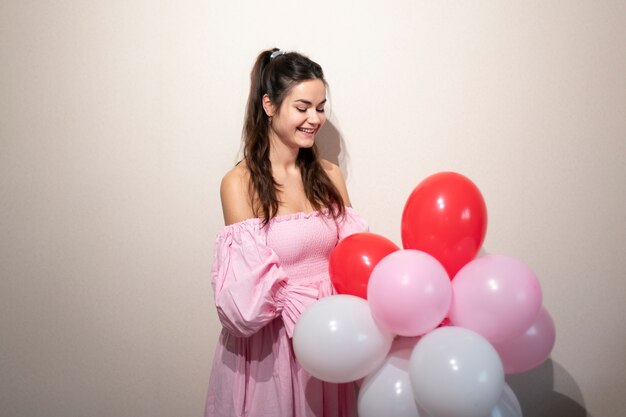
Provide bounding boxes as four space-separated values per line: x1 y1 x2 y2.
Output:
316 121 350 180
507 359 590 417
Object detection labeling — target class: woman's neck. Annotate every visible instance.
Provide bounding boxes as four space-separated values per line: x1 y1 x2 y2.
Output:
268 135 300 173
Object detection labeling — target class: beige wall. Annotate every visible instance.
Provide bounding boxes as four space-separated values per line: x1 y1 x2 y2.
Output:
1 1 624 416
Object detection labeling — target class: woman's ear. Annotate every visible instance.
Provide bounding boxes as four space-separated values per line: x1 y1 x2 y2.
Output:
262 94 275 117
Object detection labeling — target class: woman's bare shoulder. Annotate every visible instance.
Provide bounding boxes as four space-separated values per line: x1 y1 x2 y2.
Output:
320 159 351 207
220 163 256 225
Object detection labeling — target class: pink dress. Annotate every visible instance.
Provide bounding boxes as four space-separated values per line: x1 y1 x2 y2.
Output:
205 208 368 417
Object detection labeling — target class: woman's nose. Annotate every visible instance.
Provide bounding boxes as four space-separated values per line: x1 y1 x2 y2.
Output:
307 109 321 124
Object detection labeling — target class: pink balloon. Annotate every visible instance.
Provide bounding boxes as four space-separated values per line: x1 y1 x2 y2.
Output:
492 307 556 374
448 255 542 343
368 250 452 336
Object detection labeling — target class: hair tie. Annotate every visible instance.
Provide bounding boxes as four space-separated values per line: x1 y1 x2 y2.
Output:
270 50 287 60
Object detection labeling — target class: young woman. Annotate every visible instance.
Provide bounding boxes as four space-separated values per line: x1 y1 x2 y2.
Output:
205 48 368 417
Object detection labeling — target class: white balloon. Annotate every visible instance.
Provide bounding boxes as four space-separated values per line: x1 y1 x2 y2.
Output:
485 384 522 417
293 295 393 383
358 337 422 417
419 384 522 417
409 327 504 417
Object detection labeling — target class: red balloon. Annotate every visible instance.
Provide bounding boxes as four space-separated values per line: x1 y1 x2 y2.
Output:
401 172 487 279
329 233 399 299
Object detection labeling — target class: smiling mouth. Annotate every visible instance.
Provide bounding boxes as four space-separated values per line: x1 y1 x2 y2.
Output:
298 127 315 134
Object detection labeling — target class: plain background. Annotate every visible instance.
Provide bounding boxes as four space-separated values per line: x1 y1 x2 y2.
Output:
1 1 625 416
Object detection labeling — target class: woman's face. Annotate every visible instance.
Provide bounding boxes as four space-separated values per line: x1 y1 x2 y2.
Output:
268 79 327 151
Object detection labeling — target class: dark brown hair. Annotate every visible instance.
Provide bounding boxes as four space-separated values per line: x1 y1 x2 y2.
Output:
242 48 345 225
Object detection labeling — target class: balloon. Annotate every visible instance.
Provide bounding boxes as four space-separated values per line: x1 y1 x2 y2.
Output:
483 384 522 417
330 232 399 299
368 250 452 336
358 337 422 417
417 383 522 417
448 255 543 343
492 307 556 374
409 326 504 417
293 295 393 383
401 172 487 278
437 317 451 328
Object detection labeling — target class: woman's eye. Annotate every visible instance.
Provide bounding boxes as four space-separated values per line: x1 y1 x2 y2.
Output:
316 108 325 113
297 108 307 113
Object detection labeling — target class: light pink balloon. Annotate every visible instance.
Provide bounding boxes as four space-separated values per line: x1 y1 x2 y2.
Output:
368 250 452 336
492 307 556 374
448 255 542 343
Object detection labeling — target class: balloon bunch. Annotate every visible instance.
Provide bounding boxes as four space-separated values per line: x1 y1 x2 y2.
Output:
293 172 556 417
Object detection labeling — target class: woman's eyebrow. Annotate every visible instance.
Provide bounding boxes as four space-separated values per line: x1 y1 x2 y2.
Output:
294 98 327 105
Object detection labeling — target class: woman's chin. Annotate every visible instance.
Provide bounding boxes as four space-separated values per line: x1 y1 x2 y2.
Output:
297 139 316 149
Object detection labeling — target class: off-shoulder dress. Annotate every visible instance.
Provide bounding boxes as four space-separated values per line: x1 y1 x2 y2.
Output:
205 208 368 417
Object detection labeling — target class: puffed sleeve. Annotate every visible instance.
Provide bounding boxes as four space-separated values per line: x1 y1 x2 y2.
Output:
337 207 369 240
211 219 288 338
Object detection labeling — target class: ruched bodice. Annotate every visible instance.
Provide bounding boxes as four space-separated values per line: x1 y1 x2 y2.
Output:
265 211 340 284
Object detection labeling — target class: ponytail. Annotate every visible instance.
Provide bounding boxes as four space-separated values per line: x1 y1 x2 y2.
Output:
242 48 345 225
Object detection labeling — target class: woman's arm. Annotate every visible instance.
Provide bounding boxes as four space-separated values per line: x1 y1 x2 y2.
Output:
220 164 256 225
